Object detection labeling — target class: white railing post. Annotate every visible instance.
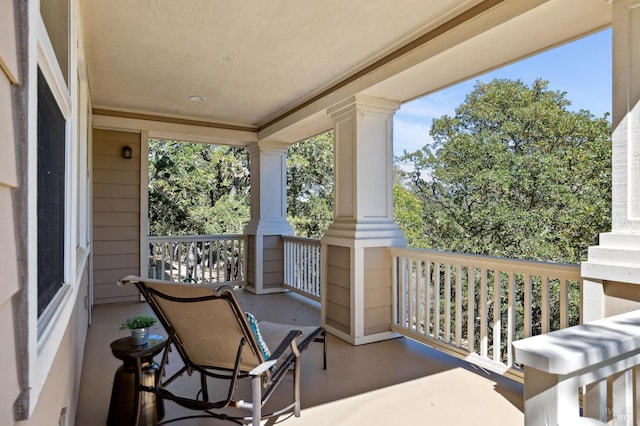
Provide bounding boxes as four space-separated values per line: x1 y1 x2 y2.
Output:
514 309 640 425
520 367 581 426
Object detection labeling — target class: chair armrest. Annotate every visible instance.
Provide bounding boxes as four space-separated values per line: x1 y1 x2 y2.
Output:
117 275 143 286
248 360 278 376
249 330 301 379
269 330 301 361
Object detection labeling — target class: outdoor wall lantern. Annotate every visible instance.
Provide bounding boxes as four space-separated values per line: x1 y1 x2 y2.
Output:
122 146 133 159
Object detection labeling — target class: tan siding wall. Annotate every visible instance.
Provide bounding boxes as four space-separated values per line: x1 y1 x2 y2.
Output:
604 281 640 317
263 235 283 289
247 235 256 287
92 129 141 303
363 247 392 335
326 245 350 335
19 268 90 426
1 11 21 422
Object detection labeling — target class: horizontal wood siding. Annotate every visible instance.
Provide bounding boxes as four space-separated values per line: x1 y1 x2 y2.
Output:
247 235 256 287
364 247 392 335
92 129 140 303
326 245 350 335
0 36 20 424
263 235 283 289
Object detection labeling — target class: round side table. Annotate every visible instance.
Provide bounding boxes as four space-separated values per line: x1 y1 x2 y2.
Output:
107 334 167 426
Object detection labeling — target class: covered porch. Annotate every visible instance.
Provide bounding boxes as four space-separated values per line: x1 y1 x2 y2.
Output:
7 0 640 425
76 288 523 425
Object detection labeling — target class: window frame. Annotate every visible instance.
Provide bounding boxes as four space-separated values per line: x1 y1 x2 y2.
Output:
21 5 90 416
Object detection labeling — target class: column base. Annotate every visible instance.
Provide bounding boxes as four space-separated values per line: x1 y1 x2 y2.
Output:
244 218 294 236
582 233 640 284
324 323 401 346
322 219 407 246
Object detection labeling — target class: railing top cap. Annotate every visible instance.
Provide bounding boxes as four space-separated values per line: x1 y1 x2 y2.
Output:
512 309 640 375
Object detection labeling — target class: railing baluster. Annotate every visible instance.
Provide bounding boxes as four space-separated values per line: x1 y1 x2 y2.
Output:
416 260 423 335
467 267 475 354
216 240 222 283
400 257 408 327
492 270 501 363
178 243 184 281
408 258 415 332
480 268 488 358
507 271 515 367
425 261 432 337
559 279 568 329
285 240 290 286
161 243 166 279
305 244 310 294
541 276 549 334
444 263 451 344
524 274 532 338
232 239 237 282
455 264 462 348
207 240 213 282
434 262 441 339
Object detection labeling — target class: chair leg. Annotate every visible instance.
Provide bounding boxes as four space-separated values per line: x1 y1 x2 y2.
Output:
133 359 142 426
294 358 301 417
322 331 327 370
200 372 209 401
315 330 327 369
251 375 262 426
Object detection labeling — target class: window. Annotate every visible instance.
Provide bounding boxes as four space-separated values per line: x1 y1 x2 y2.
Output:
36 68 66 316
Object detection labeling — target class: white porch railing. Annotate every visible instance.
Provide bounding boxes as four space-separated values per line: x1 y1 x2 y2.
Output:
282 236 321 301
148 234 247 285
513 309 640 426
389 247 582 380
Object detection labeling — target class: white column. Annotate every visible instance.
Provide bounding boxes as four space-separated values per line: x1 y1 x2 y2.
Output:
322 95 406 345
582 0 640 317
244 141 294 294
325 95 405 240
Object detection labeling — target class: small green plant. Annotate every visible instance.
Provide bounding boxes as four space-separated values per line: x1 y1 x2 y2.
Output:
119 314 157 331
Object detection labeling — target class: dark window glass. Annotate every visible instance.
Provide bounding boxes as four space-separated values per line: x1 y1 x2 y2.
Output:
37 69 65 316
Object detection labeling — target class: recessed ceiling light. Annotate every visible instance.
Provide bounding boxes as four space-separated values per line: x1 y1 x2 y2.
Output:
189 95 206 102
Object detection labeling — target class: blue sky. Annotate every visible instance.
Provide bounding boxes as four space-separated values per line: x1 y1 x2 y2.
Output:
393 28 612 156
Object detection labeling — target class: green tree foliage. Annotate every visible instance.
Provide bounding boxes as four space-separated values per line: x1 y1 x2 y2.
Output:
394 79 611 346
393 181 428 248
397 78 611 264
148 140 250 235
287 132 334 238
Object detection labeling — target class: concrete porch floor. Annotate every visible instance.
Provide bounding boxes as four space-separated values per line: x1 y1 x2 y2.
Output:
76 289 523 425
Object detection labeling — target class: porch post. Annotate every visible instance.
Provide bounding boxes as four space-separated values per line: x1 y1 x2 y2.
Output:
582 0 640 320
322 95 407 345
244 141 294 294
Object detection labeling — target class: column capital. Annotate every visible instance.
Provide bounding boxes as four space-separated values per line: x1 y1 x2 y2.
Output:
327 94 400 120
246 140 291 156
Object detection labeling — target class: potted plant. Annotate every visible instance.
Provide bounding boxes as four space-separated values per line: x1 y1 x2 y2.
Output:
120 314 157 345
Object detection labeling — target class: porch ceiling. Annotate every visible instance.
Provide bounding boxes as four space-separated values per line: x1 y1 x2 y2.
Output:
82 0 610 143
